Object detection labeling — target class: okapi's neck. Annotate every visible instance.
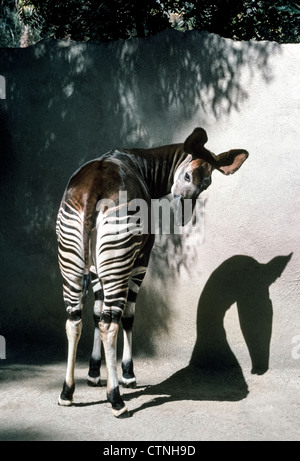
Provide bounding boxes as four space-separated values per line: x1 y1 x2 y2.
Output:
122 143 188 199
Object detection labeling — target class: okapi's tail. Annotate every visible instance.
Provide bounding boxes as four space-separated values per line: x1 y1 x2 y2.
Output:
81 190 100 304
82 272 91 305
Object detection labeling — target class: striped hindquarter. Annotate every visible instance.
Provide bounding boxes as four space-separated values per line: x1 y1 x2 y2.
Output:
56 197 146 312
91 204 145 315
56 198 85 314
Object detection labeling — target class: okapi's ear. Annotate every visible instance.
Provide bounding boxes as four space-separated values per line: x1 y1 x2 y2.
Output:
215 149 249 175
184 128 208 156
263 253 292 285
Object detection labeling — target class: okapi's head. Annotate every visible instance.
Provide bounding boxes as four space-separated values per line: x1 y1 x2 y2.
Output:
171 127 249 225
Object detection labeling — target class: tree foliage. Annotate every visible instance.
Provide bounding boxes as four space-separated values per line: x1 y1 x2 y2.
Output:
21 0 170 42
1 0 299 47
172 0 300 42
0 0 23 46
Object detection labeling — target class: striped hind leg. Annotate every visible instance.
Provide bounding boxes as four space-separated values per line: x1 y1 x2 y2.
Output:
121 266 148 388
56 199 86 406
121 235 154 388
97 270 136 418
95 227 144 417
87 267 104 386
59 306 83 406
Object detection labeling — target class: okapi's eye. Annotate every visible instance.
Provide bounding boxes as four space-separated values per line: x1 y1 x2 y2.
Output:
184 172 191 182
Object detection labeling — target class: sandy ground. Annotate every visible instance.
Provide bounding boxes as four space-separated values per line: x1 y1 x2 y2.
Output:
0 357 299 442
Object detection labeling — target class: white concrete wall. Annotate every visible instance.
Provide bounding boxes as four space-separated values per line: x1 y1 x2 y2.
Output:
0 31 299 373
144 34 300 373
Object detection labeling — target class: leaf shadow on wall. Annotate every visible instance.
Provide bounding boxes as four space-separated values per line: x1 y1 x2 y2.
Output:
111 30 280 143
124 253 292 414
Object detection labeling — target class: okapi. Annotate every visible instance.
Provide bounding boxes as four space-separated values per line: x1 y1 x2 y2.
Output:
56 127 248 417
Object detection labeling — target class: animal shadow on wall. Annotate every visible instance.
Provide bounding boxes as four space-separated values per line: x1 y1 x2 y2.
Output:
126 253 292 415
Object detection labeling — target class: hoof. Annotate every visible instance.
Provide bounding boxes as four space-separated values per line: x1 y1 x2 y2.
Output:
112 406 130 418
58 395 73 406
58 381 74 406
122 377 136 389
87 375 101 387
